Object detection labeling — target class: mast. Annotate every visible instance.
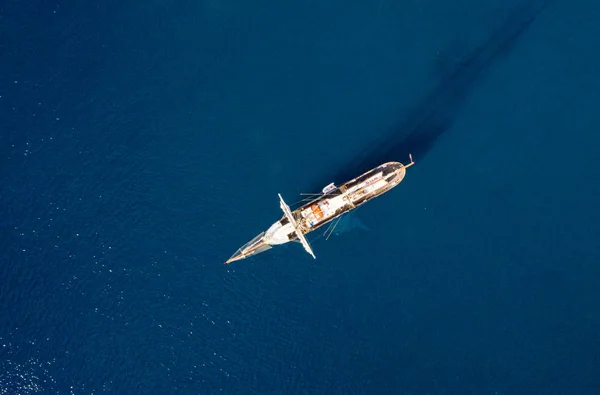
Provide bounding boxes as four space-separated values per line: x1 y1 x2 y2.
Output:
278 193 316 260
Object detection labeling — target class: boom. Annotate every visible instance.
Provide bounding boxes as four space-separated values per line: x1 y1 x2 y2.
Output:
278 193 316 260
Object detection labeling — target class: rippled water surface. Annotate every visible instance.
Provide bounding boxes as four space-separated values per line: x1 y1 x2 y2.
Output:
2 0 599 393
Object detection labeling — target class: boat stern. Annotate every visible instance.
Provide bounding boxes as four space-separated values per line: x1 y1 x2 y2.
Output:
381 155 415 186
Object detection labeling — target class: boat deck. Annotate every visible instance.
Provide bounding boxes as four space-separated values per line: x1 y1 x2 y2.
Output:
294 161 406 234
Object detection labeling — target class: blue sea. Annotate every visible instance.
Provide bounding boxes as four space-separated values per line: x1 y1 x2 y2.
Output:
2 0 599 393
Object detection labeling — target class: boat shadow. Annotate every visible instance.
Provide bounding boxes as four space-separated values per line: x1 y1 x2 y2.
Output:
317 0 553 189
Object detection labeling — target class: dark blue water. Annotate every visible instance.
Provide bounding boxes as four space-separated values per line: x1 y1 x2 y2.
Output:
2 0 600 393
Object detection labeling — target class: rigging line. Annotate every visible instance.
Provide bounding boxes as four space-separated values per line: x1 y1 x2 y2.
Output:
309 231 325 243
301 190 344 197
325 215 343 240
291 190 341 208
308 225 328 243
322 218 337 239
290 195 319 207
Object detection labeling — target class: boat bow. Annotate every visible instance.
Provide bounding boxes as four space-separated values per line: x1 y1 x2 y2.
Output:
225 231 272 264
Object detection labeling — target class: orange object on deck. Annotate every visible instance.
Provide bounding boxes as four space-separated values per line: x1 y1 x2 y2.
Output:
311 204 324 221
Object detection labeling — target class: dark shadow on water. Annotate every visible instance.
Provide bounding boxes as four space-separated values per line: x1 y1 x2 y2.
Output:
319 0 553 188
